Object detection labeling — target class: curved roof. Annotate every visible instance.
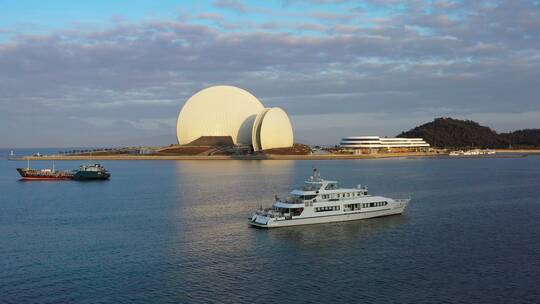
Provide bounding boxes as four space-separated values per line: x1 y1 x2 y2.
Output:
176 86 264 145
257 107 294 151
251 108 270 151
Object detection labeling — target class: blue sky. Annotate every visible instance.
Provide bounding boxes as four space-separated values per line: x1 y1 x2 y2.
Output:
1 0 539 147
0 0 398 37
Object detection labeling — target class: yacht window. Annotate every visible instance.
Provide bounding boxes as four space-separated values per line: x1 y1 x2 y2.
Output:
345 203 361 211
303 184 322 191
315 206 340 212
325 183 338 190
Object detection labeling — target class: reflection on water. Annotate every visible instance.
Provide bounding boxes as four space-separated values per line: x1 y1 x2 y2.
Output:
1 155 540 303
267 214 407 246
166 160 411 303
172 160 295 219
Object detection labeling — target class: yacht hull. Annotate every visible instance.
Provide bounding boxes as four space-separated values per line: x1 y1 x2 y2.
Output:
250 204 406 228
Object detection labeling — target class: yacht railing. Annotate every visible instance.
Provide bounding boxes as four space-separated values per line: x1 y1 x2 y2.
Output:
254 207 300 220
394 198 410 204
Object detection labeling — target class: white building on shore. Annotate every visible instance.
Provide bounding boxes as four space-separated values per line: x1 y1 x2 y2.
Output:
340 136 430 154
176 85 294 151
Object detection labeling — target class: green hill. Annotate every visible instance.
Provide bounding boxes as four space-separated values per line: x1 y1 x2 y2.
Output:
499 129 540 148
397 117 540 149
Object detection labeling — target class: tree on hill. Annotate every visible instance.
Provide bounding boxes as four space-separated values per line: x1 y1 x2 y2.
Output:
397 117 540 149
499 129 540 148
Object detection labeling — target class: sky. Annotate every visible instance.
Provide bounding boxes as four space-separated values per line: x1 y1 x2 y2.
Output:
1 0 539 148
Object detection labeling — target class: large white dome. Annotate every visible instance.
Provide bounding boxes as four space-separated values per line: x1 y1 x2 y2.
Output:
176 86 264 145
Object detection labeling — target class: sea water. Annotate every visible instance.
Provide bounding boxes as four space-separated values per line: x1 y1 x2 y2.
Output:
1 149 539 303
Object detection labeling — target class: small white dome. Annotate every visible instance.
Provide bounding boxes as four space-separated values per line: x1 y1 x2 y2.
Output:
252 107 294 151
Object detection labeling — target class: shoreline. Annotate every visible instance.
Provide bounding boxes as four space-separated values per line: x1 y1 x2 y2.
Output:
7 150 537 161
494 149 540 153
12 152 438 161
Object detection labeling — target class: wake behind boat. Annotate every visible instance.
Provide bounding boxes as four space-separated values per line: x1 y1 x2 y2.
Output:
250 169 409 228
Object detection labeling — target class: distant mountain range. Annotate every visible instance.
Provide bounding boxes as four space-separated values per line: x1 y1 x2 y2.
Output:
398 117 540 149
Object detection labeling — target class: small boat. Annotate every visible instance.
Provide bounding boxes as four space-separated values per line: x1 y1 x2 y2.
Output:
16 161 74 180
449 149 497 156
72 164 111 180
250 168 410 228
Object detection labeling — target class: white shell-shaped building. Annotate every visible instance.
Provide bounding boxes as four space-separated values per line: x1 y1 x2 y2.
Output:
176 85 294 151
176 86 264 145
252 107 294 151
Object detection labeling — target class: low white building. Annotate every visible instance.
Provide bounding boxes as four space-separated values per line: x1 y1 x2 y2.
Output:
340 136 430 154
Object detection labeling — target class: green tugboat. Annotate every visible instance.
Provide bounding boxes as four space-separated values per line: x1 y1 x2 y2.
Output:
72 164 111 180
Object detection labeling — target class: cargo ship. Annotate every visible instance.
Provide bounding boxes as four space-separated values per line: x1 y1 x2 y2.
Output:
16 162 110 181
16 162 74 180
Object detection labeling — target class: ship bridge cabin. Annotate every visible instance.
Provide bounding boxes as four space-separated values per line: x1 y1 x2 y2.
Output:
265 170 371 220
284 177 369 206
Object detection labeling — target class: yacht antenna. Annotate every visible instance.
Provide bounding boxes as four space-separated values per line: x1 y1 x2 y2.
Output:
53 161 55 172
312 167 320 180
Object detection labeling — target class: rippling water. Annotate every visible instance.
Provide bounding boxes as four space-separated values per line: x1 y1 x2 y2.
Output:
1 150 539 303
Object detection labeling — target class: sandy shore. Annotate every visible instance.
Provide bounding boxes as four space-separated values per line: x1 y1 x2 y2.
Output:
494 149 540 153
13 152 440 161
10 149 538 161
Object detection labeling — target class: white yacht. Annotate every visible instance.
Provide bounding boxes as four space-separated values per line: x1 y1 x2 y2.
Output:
250 169 410 228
